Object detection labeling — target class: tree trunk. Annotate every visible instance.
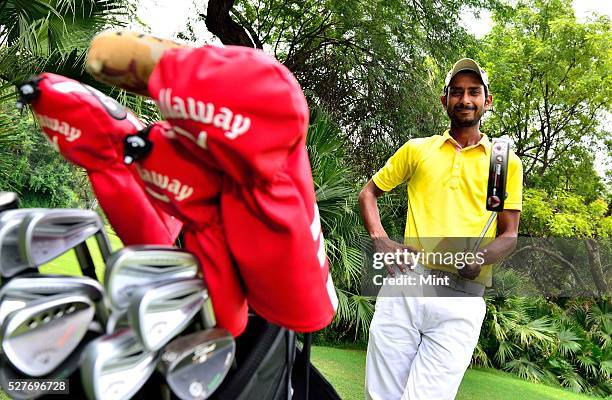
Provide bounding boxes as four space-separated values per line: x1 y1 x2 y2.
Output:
585 238 609 296
205 0 256 47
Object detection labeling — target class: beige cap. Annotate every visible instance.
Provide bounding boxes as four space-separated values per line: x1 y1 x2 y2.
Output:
444 58 489 92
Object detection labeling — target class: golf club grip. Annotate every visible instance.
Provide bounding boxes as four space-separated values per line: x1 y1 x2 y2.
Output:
86 30 187 96
486 139 510 212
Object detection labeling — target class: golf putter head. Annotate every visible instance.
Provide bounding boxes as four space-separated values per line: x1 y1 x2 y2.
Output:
486 138 510 212
0 192 18 213
159 328 235 400
0 330 99 399
0 274 108 326
1 293 95 376
0 209 48 278
104 246 200 311
80 327 160 400
128 278 214 351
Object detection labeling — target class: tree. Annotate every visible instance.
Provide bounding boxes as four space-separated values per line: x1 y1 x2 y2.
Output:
201 0 492 175
480 0 611 195
515 188 611 296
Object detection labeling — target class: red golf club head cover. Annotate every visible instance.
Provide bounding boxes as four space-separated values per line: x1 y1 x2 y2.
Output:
148 46 337 332
128 121 248 336
25 73 182 245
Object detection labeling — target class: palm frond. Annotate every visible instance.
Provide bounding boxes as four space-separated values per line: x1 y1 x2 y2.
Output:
556 329 583 357
511 316 557 349
504 357 548 383
352 294 375 341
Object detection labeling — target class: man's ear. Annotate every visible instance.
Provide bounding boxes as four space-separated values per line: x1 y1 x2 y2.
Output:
440 95 447 109
484 94 492 111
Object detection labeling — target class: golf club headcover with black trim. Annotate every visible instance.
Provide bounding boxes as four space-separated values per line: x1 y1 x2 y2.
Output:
21 73 182 245
148 46 338 332
129 121 249 336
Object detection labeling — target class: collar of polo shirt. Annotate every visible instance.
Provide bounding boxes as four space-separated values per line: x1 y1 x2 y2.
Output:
439 130 491 152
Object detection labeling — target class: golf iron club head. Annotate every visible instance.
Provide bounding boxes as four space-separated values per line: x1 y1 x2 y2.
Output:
0 274 108 327
80 327 160 400
128 278 215 351
1 293 95 376
159 328 235 400
0 209 48 278
0 192 18 213
104 246 200 311
0 330 99 399
18 209 112 270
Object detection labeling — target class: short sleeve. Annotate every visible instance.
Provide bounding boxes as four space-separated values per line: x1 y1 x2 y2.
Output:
504 152 523 211
372 141 415 192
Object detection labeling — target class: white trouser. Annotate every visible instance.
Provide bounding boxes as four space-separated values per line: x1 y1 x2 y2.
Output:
365 292 486 400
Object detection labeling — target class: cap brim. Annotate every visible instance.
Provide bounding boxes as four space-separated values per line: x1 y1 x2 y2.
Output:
445 58 489 88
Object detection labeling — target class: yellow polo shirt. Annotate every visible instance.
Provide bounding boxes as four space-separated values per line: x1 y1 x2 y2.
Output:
372 130 523 286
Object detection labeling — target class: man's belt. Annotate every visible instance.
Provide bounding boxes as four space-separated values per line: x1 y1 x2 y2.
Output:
410 263 485 296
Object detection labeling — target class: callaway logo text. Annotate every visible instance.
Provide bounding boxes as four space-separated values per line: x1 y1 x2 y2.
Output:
157 88 251 140
36 114 81 142
136 165 194 202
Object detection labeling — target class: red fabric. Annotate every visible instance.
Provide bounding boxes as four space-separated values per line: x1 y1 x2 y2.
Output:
148 46 308 183
133 122 248 336
29 73 182 245
148 46 337 332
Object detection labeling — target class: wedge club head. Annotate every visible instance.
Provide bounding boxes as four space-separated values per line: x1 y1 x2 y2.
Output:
1 293 95 376
128 278 214 351
159 329 235 400
0 209 47 278
18 209 110 269
80 328 159 400
104 246 200 311
0 330 99 399
0 274 108 326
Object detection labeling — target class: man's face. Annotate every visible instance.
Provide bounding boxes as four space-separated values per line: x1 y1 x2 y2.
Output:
441 71 492 128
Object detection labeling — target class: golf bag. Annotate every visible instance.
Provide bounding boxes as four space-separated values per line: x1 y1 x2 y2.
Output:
134 314 341 400
210 315 341 400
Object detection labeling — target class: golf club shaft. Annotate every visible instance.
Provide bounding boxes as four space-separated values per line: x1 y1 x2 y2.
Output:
94 231 112 262
74 242 98 280
472 211 496 253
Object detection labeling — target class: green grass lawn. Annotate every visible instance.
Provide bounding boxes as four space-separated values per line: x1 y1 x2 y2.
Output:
311 346 600 400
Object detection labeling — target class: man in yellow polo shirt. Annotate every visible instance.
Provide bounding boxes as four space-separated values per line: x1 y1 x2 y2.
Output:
359 58 522 400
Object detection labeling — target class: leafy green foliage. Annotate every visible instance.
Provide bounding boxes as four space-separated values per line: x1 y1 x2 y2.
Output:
0 103 90 206
480 0 611 199
476 296 612 396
